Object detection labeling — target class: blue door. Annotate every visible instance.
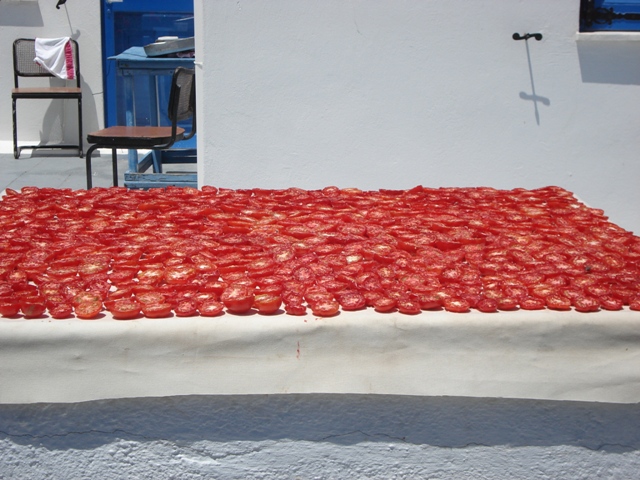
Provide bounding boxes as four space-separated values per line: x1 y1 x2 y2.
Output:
102 0 194 127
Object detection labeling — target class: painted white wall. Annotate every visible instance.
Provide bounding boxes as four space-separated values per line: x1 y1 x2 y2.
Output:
195 0 640 234
1 394 640 479
0 0 103 153
1 2 639 476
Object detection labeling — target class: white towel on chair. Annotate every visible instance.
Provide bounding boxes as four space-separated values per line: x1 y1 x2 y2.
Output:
34 37 76 80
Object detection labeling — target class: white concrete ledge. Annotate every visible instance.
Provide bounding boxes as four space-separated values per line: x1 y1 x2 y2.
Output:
576 31 640 42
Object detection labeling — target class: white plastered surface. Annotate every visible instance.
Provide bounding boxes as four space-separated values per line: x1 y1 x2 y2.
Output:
1 308 639 404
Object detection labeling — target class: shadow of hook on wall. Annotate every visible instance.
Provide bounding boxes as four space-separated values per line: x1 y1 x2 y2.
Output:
513 33 543 41
56 0 67 9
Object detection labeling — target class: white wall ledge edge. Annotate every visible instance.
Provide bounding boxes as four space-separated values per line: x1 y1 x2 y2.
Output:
576 31 640 42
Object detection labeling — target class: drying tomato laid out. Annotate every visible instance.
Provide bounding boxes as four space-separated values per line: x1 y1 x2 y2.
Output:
0 185 639 320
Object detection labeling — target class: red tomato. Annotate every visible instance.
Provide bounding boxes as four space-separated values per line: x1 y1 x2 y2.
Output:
573 296 600 313
496 297 519 311
201 281 229 296
20 298 47 318
46 265 78 279
74 300 103 319
199 300 225 317
397 297 421 315
546 294 572 311
164 264 197 285
221 284 255 314
253 293 282 315
72 292 102 307
108 299 142 320
598 295 623 311
311 299 340 317
141 302 173 318
519 296 545 310
49 304 73 319
443 297 470 313
373 297 396 313
0 299 21 317
175 299 199 317
78 262 109 277
109 270 136 285
337 291 366 311
136 292 166 305
476 298 498 313
415 293 443 310
304 287 334 306
284 302 307 315
137 269 164 285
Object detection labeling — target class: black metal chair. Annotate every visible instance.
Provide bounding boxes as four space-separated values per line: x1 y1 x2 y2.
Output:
85 67 196 189
12 38 83 159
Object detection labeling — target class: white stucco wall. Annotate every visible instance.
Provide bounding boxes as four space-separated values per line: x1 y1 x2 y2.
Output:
195 0 640 234
2 394 640 479
0 0 103 153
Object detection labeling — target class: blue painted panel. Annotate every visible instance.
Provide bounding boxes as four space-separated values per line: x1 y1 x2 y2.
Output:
101 0 194 126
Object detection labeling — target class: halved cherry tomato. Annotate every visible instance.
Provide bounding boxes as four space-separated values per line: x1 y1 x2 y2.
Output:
573 296 600 313
72 292 102 307
311 299 340 317
373 297 396 313
337 291 366 311
414 293 443 310
221 284 255 314
141 302 173 318
74 300 103 319
78 262 109 277
519 296 545 310
164 264 197 285
136 292 166 305
546 294 572 311
253 293 282 315
0 298 21 317
175 299 199 317
443 297 470 313
199 300 225 317
496 297 519 311
108 299 142 320
599 295 623 311
137 269 164 285
49 304 73 319
397 297 421 315
476 298 498 313
20 298 47 318
284 302 307 315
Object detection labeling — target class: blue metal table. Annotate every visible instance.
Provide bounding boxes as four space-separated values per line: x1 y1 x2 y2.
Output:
109 46 196 189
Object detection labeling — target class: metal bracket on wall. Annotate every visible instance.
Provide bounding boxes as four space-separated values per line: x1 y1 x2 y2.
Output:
512 33 543 41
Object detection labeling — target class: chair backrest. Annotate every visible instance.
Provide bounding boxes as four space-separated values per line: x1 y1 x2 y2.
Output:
13 38 81 88
167 67 196 140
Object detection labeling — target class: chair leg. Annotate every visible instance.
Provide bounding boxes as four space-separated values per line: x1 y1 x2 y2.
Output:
78 98 84 158
85 144 100 189
12 98 19 159
111 149 118 187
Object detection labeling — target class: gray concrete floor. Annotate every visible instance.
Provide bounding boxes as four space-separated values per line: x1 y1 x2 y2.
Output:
0 150 129 192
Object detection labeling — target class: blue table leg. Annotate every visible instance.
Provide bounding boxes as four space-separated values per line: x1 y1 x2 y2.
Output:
123 75 139 173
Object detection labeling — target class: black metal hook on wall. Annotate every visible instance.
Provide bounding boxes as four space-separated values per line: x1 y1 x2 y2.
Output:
513 32 543 41
56 0 67 9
